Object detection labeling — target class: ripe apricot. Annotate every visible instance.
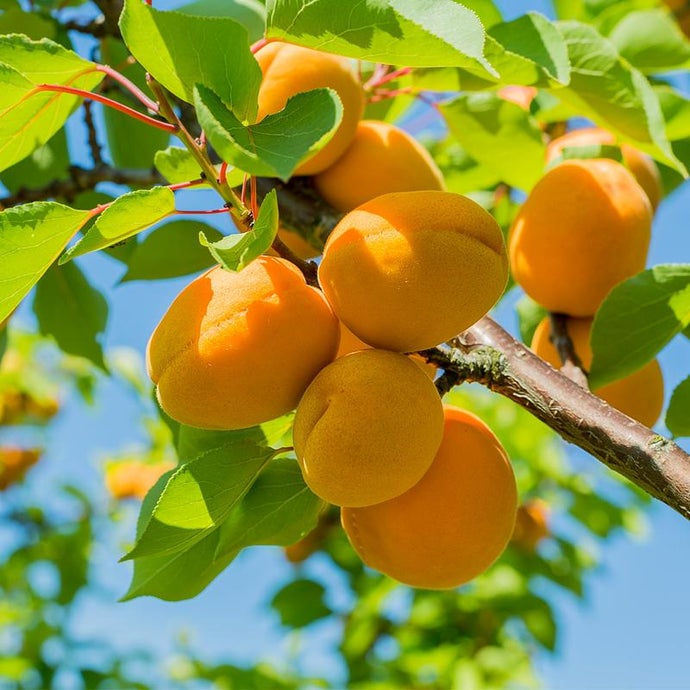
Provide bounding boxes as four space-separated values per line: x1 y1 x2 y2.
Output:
531 316 664 427
511 499 550 551
319 191 508 352
0 447 42 490
293 349 444 508
313 120 445 211
106 460 175 501
147 256 339 430
546 128 662 210
342 406 517 589
255 41 365 176
509 159 652 317
498 85 537 111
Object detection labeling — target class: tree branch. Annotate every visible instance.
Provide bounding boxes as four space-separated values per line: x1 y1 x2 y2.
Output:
423 317 690 521
0 165 164 208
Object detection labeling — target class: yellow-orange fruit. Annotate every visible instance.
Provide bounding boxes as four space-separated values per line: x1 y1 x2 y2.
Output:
255 41 365 176
509 159 652 317
511 499 550 552
342 406 517 589
147 256 339 430
105 460 176 501
313 120 445 211
0 447 42 490
531 317 664 427
546 127 662 210
319 191 509 352
498 85 537 111
275 227 320 260
293 349 444 507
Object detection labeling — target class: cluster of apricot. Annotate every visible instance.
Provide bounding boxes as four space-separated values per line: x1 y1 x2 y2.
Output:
509 128 664 427
147 42 519 589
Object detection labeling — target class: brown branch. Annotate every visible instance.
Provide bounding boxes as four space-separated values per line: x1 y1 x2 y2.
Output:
82 101 105 168
92 0 124 37
548 312 589 387
0 165 164 209
63 17 118 38
422 317 690 521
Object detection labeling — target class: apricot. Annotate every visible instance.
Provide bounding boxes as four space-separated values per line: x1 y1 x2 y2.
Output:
509 159 652 317
313 120 445 211
255 41 365 176
319 190 509 352
293 349 444 508
546 127 662 210
531 316 664 427
0 447 42 490
342 405 517 589
147 256 339 430
511 499 550 552
105 460 176 501
275 227 320 260
498 85 537 111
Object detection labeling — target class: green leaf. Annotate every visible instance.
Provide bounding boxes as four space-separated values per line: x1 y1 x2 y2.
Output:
516 296 548 345
175 421 282 462
199 190 278 271
656 84 690 142
266 0 496 78
0 202 91 323
271 579 331 629
440 92 546 191
590 264 690 388
33 262 108 370
120 221 222 282
460 0 502 28
0 9 57 40
608 9 690 74
194 84 343 181
548 143 623 167
666 376 690 438
120 0 261 121
154 146 205 185
523 597 557 651
177 0 266 43
553 21 684 174
216 458 325 557
123 441 276 560
60 187 175 263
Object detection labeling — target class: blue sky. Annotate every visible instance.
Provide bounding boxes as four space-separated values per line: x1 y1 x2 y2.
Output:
3 0 690 687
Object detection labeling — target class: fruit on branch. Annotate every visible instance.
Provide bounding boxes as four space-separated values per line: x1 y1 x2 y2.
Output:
0 388 60 426
531 316 664 427
0 447 42 490
341 406 517 589
319 190 509 352
105 460 176 501
147 257 339 430
509 159 652 317
313 120 445 211
546 127 662 210
511 498 550 552
293 349 444 508
255 41 365 175
284 508 337 563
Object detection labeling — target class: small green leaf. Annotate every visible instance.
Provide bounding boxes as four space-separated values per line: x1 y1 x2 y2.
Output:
33 262 108 370
590 264 690 388
271 579 331 629
554 21 684 174
548 143 623 167
656 84 690 142
60 187 175 263
608 9 690 74
195 84 343 181
177 0 266 43
523 597 557 651
216 458 325 557
120 221 222 282
199 190 278 271
175 424 278 462
154 146 205 184
0 9 57 39
440 92 546 191
0 202 91 322
120 0 261 121
666 376 690 438
123 440 275 560
266 0 496 78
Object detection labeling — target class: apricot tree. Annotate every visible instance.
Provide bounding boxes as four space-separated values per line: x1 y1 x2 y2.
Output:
1 0 690 686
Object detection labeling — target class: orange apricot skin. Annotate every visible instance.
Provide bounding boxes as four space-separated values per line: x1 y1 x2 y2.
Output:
106 460 176 501
313 120 445 212
293 349 444 508
147 257 339 430
546 128 662 210
511 499 550 552
509 159 652 317
531 317 664 428
255 41 364 176
0 447 42 490
342 406 517 589
319 191 509 352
